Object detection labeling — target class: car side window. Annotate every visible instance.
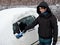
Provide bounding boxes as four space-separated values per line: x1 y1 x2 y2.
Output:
18 16 36 26
13 15 36 34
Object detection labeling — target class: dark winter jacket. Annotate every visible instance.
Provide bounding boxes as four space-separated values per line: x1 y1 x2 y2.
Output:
13 22 27 34
24 2 58 45
13 23 20 34
19 22 27 32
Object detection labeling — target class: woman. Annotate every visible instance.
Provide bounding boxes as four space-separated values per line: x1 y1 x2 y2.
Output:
24 1 58 45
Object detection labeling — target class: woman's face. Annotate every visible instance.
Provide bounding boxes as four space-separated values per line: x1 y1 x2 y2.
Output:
39 7 47 13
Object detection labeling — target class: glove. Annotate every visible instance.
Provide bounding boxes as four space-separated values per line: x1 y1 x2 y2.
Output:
16 32 23 39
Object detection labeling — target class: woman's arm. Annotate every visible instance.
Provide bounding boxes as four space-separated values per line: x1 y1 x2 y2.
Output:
23 17 39 33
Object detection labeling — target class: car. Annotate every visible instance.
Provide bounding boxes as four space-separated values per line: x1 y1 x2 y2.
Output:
12 8 39 45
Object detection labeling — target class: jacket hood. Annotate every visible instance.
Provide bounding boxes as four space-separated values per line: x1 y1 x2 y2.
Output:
37 1 53 17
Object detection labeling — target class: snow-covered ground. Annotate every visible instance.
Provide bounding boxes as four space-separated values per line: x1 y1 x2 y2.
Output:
0 7 60 45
